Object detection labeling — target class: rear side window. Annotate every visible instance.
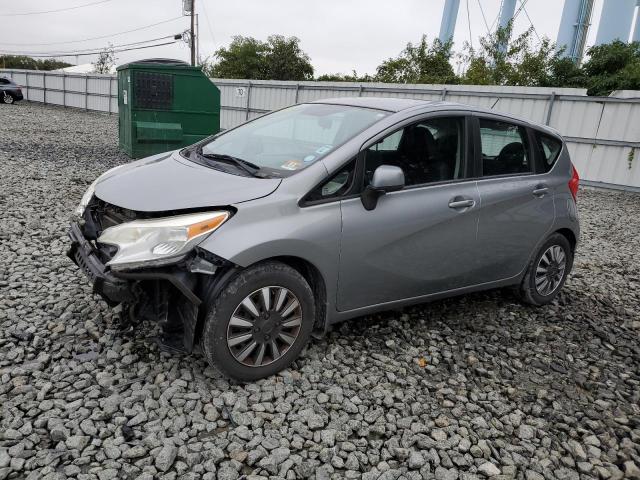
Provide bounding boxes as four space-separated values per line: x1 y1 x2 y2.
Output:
479 119 531 176
0 78 10 85
536 133 562 172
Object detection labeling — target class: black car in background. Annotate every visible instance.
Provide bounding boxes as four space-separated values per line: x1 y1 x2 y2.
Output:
1 77 23 104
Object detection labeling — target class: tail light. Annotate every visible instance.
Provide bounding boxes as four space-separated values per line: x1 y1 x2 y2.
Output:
568 164 579 201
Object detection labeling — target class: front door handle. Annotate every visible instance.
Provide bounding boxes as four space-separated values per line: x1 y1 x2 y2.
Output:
448 198 475 209
533 185 549 197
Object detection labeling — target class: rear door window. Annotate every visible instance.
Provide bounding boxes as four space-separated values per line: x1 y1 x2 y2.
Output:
479 119 531 176
536 133 563 173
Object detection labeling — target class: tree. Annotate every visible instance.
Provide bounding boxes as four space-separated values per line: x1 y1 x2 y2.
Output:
544 57 586 89
316 70 373 82
205 35 313 81
581 41 640 95
374 36 458 84
205 36 268 79
93 44 116 74
0 55 71 71
460 24 562 87
264 35 314 81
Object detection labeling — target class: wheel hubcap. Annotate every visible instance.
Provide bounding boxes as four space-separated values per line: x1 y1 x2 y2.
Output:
535 245 566 296
227 286 302 367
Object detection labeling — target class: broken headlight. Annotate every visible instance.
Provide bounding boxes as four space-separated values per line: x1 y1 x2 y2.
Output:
97 211 229 270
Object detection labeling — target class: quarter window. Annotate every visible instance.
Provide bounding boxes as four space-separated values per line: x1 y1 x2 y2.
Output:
536 133 562 172
304 161 356 203
479 119 531 176
364 117 465 187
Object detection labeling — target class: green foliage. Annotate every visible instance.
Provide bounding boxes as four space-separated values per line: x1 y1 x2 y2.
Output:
544 57 586 88
205 35 313 81
460 25 561 87
375 36 458 84
581 41 640 95
316 71 373 82
0 55 71 71
266 35 314 81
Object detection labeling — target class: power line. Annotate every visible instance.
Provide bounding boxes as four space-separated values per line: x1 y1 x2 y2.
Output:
521 2 542 43
0 17 184 46
2 35 180 56
200 0 216 47
0 40 179 58
0 0 113 17
466 0 473 48
477 0 492 36
513 0 529 22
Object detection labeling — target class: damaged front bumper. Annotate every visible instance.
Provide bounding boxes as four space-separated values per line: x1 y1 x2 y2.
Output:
67 220 231 352
67 222 134 306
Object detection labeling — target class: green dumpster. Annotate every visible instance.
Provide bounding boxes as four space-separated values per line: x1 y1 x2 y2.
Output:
117 58 221 158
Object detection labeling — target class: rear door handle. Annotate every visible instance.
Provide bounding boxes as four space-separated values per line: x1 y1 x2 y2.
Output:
448 198 475 209
533 185 549 197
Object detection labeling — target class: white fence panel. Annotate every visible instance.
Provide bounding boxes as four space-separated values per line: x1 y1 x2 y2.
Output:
27 73 44 88
65 92 85 109
46 91 64 105
65 76 86 93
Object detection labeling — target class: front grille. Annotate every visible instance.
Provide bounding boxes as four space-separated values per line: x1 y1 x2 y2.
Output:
79 197 141 264
93 198 139 233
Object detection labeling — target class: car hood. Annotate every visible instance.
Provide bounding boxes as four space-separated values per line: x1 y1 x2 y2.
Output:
94 151 282 212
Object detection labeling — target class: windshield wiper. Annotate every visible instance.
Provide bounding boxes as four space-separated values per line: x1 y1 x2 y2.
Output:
197 150 262 177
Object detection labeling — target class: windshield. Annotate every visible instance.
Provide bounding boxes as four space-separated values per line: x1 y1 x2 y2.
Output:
197 103 388 176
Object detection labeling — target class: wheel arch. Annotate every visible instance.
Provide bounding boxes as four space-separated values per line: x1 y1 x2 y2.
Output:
257 255 329 334
196 254 330 341
555 227 577 252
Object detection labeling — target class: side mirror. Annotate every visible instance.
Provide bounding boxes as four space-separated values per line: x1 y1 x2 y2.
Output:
361 165 405 211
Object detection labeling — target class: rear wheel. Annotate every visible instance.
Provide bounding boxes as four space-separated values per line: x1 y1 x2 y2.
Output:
2 92 15 104
201 261 315 381
517 233 573 306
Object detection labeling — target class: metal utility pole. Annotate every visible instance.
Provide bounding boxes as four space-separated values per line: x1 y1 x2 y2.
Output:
190 0 196 66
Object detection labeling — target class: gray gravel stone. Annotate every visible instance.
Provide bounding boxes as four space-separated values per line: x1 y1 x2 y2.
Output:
1 103 640 480
477 463 501 477
155 443 178 472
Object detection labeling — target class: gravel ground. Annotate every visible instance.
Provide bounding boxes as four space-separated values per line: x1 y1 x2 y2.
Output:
1 102 639 480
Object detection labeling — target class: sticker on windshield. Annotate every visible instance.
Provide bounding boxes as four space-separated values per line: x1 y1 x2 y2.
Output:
315 145 332 155
281 160 302 170
303 155 316 163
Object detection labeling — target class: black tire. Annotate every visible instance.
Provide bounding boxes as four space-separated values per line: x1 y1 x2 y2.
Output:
517 233 574 306
201 261 315 382
2 93 15 104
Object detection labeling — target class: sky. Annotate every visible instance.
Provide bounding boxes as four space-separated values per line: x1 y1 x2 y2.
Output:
0 0 611 76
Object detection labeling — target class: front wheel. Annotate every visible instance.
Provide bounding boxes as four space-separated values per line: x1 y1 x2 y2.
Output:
517 233 574 306
201 261 315 381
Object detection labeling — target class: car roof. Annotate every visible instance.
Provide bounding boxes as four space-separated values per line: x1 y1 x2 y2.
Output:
312 96 562 138
311 96 434 112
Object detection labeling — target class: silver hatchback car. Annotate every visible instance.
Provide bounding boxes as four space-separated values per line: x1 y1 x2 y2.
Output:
69 97 580 381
